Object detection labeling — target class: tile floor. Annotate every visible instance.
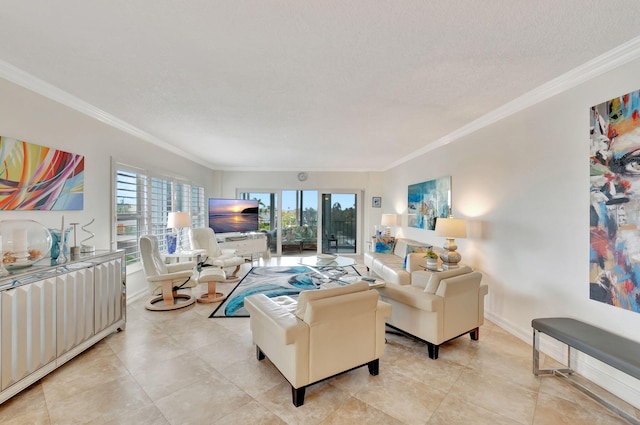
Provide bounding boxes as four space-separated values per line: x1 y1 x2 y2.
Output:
0 255 638 425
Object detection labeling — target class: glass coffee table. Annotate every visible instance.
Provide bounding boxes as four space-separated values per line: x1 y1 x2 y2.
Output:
298 255 357 287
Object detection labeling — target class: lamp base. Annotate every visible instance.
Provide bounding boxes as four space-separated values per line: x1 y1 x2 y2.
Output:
440 238 462 269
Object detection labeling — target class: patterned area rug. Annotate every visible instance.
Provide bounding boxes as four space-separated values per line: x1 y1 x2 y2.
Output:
210 264 361 317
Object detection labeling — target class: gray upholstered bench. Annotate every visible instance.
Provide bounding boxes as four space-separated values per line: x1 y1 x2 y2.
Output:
532 317 640 425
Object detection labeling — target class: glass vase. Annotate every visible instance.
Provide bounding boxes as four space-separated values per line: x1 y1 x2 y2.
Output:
0 220 52 270
49 227 72 265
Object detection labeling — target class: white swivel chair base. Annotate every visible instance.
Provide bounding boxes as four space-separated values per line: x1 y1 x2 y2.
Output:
145 280 196 311
146 292 196 311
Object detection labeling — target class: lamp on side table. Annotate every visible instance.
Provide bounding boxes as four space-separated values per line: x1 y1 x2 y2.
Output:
167 212 191 254
435 217 467 269
381 214 398 237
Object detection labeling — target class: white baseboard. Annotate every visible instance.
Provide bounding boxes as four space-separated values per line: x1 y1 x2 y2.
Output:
126 287 147 304
485 311 640 409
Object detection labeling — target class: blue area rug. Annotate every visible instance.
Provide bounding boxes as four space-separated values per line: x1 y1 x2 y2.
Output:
210 265 361 317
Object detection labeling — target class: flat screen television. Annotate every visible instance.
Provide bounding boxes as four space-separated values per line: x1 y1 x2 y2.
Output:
208 198 259 234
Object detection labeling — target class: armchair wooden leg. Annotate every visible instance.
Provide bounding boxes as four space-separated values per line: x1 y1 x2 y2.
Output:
367 359 379 375
427 342 439 359
292 386 306 407
470 327 479 340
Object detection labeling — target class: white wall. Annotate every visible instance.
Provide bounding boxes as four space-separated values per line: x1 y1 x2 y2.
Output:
383 58 640 406
0 78 215 298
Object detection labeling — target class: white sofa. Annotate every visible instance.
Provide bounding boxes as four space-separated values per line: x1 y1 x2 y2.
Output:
364 237 433 285
245 281 391 406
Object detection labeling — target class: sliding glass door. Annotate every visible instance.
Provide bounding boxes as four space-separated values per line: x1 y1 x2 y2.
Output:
240 190 360 256
321 193 357 254
282 190 318 254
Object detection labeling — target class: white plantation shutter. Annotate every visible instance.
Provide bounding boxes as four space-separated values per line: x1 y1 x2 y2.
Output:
114 162 205 265
172 180 191 251
115 168 148 265
191 186 205 230
150 176 172 251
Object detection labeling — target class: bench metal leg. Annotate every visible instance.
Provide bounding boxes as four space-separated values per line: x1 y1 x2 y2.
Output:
552 370 640 425
532 329 572 376
532 329 640 425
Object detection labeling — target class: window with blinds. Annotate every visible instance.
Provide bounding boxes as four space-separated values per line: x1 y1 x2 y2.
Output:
150 176 172 252
115 169 147 265
191 186 205 229
114 163 205 265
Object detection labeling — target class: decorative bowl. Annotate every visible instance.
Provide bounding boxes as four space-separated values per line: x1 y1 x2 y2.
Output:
0 220 52 269
317 253 338 260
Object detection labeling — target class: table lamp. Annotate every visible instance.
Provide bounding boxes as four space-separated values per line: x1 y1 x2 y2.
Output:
167 212 191 253
381 214 398 237
434 217 467 269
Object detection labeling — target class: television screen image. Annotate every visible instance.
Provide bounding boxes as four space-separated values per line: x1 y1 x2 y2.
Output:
208 198 259 233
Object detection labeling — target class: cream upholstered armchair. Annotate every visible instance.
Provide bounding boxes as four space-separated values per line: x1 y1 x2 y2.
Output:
189 227 245 282
139 235 197 311
378 270 487 359
245 281 391 406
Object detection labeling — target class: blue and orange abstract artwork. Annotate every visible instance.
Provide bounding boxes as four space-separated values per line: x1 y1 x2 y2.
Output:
590 89 640 313
0 137 84 210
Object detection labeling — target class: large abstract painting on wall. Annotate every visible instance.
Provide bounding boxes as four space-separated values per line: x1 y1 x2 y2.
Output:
407 176 451 230
0 136 84 210
590 89 640 313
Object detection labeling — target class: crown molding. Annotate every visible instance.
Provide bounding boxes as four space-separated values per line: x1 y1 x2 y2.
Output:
0 60 215 169
3 34 640 174
386 35 640 171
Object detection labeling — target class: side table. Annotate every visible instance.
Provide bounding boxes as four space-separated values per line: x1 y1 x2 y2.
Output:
163 249 206 264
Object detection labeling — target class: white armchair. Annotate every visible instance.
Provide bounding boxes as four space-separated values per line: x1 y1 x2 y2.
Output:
378 270 487 359
189 227 245 282
139 235 197 311
245 281 391 406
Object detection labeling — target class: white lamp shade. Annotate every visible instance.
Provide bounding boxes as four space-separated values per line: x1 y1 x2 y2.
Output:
435 217 467 238
381 214 398 227
167 212 191 229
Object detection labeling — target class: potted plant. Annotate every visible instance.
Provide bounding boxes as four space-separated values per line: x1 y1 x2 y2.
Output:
425 249 439 270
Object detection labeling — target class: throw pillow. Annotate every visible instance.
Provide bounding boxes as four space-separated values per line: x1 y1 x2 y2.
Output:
374 236 395 253
402 244 432 268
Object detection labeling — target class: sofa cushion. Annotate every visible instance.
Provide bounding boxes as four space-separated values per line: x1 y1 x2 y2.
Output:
271 295 298 313
424 266 473 294
295 280 369 320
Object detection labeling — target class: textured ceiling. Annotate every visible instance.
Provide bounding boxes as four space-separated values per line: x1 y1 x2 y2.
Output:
1 1 640 171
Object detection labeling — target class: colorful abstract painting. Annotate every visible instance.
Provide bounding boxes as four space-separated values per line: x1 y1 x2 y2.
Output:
590 89 640 313
0 137 84 210
407 176 451 230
